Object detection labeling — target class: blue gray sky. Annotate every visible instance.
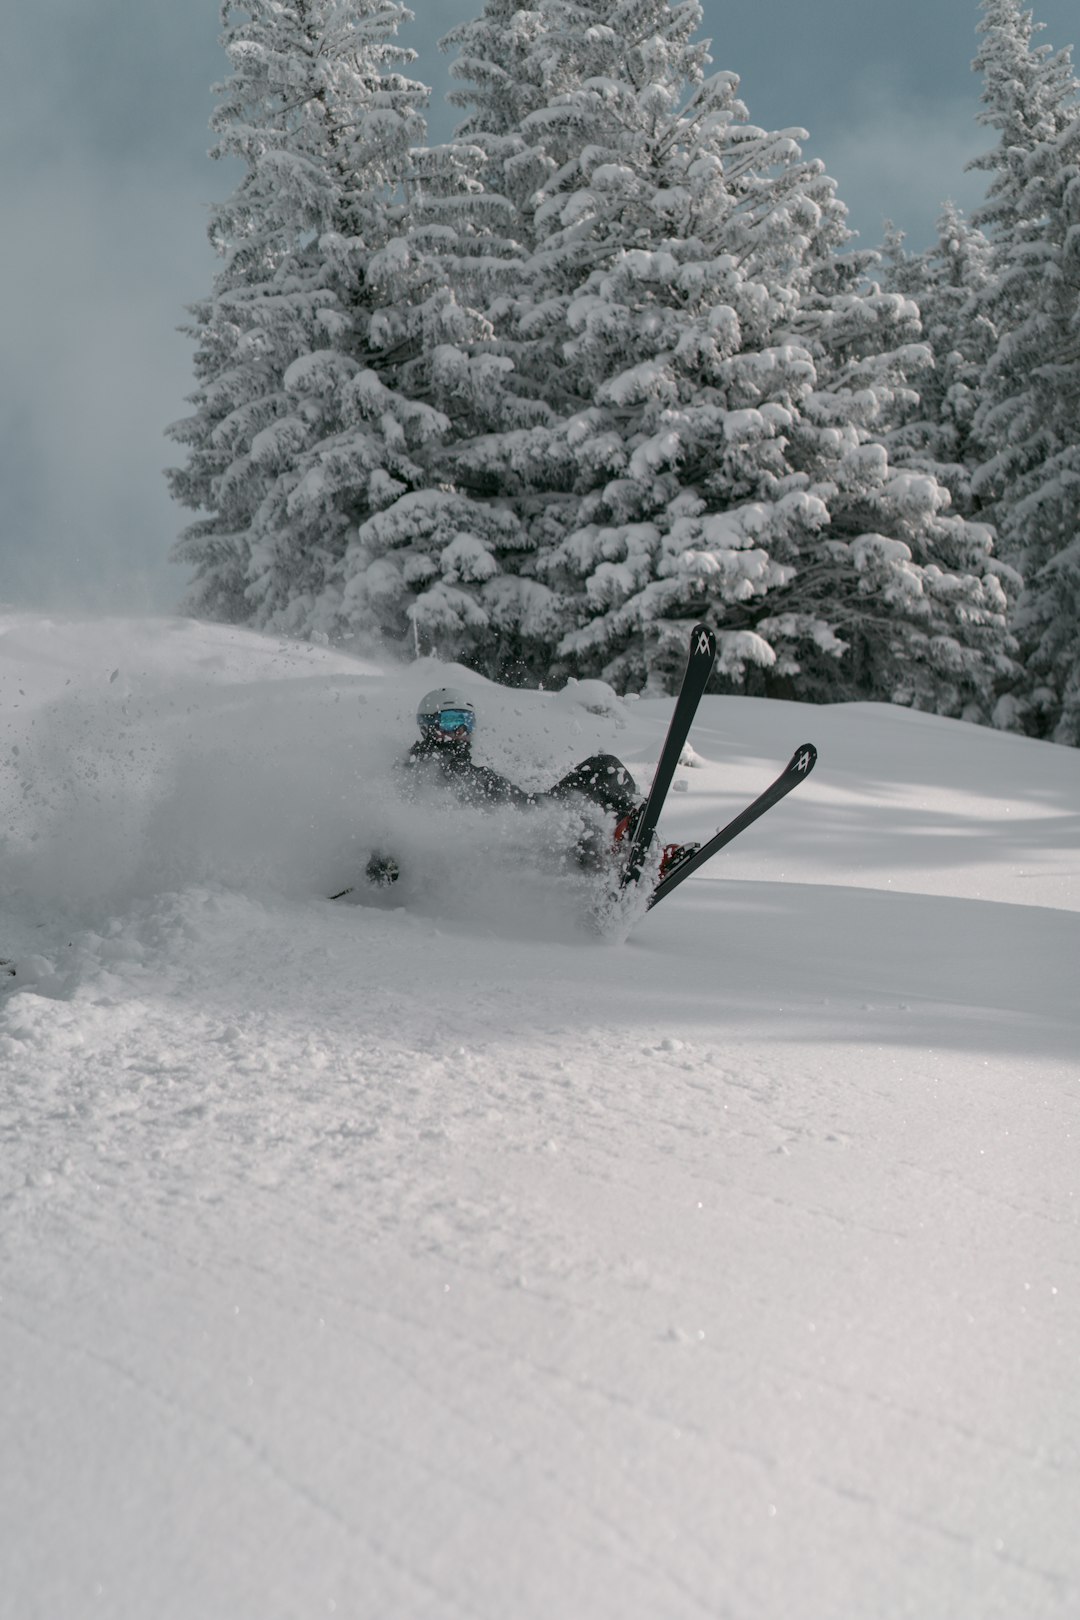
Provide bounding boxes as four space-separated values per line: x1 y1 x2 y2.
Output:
2 0 1076 614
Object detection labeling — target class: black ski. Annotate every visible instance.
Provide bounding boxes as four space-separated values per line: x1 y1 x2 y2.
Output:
620 623 717 888
647 742 817 909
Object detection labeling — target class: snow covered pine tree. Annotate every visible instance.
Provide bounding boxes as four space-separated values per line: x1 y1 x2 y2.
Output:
882 203 996 520
968 0 1080 743
442 0 1016 717
168 0 533 669
167 0 433 629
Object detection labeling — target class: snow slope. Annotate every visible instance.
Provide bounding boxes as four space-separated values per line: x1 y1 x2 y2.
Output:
1 613 1078 1620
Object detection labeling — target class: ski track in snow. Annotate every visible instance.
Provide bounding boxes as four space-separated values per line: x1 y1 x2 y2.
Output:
1 614 1079 1619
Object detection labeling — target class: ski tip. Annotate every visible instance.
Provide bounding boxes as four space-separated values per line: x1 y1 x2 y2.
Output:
691 622 717 658
790 743 817 776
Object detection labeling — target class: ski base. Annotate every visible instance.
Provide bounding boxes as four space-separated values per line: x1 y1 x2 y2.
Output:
647 743 817 909
620 623 717 889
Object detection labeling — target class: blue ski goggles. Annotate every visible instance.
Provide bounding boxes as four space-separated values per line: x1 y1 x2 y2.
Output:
422 708 475 735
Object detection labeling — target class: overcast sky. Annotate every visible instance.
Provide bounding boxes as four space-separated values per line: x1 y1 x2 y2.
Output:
2 0 1077 615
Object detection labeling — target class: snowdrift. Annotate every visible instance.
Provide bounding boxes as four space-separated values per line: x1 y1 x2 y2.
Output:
1 613 1078 1620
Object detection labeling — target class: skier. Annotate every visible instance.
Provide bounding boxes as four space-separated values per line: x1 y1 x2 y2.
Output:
363 686 695 888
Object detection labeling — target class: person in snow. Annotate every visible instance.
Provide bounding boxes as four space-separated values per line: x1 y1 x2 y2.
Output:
364 686 694 888
401 686 639 813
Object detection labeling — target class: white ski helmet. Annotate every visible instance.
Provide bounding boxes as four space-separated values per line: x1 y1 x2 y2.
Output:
416 686 476 739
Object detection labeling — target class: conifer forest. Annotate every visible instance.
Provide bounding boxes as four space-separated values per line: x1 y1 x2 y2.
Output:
167 0 1080 745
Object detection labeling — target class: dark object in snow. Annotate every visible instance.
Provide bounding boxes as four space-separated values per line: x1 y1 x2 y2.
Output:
647 743 818 910
365 853 400 888
618 623 717 890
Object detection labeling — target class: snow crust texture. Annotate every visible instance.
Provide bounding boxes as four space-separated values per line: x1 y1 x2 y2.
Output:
2 615 1079 1619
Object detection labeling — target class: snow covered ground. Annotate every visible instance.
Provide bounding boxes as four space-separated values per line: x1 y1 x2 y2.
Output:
1 612 1078 1620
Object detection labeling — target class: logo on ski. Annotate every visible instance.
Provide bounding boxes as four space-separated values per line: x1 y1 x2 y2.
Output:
795 749 814 774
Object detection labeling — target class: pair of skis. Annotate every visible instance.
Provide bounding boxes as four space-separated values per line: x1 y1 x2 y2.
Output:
618 622 817 913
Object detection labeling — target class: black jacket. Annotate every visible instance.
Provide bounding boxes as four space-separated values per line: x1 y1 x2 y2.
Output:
399 740 637 819
399 738 536 808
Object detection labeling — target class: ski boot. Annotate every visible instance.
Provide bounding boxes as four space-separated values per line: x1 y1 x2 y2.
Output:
658 840 700 881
